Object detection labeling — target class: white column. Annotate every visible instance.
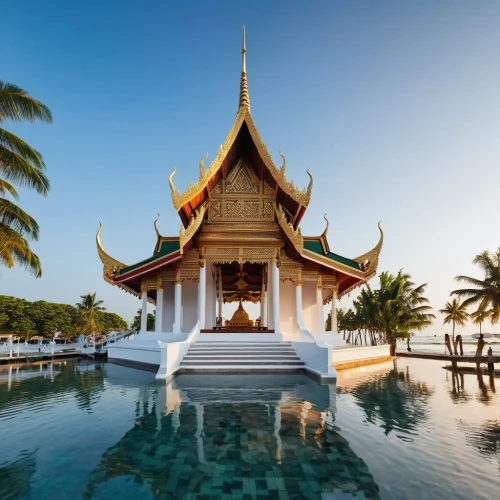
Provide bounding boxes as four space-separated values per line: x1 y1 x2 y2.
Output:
173 282 182 334
198 264 206 329
272 261 280 333
155 288 163 334
260 279 265 327
217 266 223 324
140 291 148 332
330 288 338 333
295 282 303 324
211 269 217 328
317 286 325 333
262 291 268 328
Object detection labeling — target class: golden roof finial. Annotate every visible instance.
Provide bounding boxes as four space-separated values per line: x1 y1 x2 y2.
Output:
154 213 161 238
96 222 126 279
169 167 177 194
279 151 286 175
353 222 384 272
239 25 250 111
199 152 208 180
322 214 329 238
306 169 313 198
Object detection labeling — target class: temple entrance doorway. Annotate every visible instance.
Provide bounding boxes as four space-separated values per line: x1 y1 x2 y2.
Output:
202 261 273 333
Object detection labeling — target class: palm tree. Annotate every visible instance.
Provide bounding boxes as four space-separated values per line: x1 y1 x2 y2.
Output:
0 80 52 277
452 249 500 324
76 293 106 334
471 307 490 334
439 298 469 343
359 271 435 356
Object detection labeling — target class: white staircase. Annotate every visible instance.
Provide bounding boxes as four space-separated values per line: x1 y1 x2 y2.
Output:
179 341 305 372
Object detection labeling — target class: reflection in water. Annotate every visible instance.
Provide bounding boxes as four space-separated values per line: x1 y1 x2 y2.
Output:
85 375 380 499
447 367 497 406
0 449 38 499
449 370 472 404
458 419 500 471
0 361 106 418
476 369 496 405
339 362 434 437
2 360 500 498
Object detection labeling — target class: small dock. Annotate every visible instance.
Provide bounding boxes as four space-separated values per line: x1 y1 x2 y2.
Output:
397 351 499 365
0 352 83 366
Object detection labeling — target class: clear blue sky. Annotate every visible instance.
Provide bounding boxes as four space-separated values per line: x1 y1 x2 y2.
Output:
2 1 500 334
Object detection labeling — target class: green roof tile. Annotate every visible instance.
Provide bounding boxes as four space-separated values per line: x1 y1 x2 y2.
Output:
303 240 360 270
119 240 180 275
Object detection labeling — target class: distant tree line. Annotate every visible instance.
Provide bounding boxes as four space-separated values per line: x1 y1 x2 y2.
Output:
0 294 127 339
326 271 434 355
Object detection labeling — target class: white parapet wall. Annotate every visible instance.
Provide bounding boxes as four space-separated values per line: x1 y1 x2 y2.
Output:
332 345 391 367
156 322 200 380
107 331 189 368
292 321 337 383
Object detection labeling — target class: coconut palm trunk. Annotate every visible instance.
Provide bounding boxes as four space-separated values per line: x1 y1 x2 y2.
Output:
390 337 397 356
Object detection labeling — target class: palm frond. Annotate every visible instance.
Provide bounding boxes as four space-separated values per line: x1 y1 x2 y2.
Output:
0 223 41 277
0 198 39 239
0 128 45 169
453 275 489 288
0 179 18 199
0 81 52 123
0 146 50 194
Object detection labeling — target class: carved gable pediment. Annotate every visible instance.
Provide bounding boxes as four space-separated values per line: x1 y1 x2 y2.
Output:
225 160 260 194
209 158 275 221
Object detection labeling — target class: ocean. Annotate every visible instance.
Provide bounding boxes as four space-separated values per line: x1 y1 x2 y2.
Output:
405 334 500 354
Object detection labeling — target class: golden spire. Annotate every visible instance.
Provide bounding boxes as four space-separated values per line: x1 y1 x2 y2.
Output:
239 25 250 111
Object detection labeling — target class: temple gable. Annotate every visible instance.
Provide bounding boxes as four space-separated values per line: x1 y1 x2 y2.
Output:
209 158 275 221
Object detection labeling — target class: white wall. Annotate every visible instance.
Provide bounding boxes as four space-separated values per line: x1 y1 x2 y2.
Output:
182 281 198 333
280 280 298 339
162 282 175 332
333 345 390 364
302 281 318 333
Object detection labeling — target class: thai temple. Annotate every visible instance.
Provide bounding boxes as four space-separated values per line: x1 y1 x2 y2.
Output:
96 28 383 382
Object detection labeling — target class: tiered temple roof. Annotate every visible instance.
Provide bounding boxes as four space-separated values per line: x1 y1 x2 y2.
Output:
96 27 383 303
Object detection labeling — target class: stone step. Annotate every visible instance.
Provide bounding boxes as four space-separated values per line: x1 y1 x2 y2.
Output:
178 366 305 372
188 345 294 349
187 350 296 354
192 343 292 347
184 356 301 361
180 360 305 366
185 352 298 356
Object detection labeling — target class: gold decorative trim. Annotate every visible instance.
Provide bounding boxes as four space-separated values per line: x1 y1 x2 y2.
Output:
275 204 303 251
353 222 384 273
96 222 127 282
179 203 207 250
338 279 370 299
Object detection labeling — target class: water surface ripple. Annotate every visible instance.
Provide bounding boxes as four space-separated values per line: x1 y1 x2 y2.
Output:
0 358 499 499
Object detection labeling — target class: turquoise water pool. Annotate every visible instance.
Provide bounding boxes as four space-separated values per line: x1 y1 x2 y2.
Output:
0 358 499 499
